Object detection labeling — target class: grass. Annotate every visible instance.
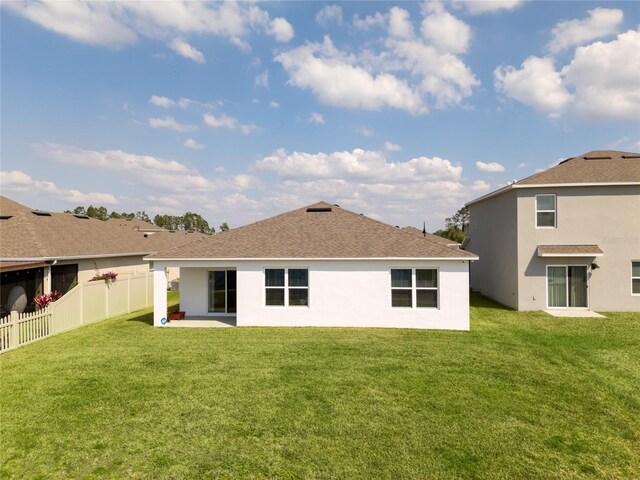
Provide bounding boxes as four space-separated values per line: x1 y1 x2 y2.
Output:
1 292 639 479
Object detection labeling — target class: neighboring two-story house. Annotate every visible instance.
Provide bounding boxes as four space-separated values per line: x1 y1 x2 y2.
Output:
464 150 640 312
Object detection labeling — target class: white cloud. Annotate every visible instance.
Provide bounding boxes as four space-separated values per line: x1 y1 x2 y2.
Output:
384 141 402 152
495 30 640 120
148 116 198 132
269 101 280 108
309 113 325 124
353 12 386 31
358 127 374 137
387 38 480 108
255 71 269 88
494 56 572 117
475 160 505 172
255 148 462 183
203 113 257 135
169 38 205 63
316 5 343 27
149 95 176 108
388 7 414 39
3 1 137 48
561 30 640 120
31 142 258 194
453 0 524 15
275 36 426 115
421 5 471 54
4 2 294 53
548 8 623 53
184 138 204 149
268 17 294 43
1 170 119 205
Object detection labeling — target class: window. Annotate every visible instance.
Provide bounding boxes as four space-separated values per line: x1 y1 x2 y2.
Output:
391 268 439 309
536 194 556 228
265 268 309 306
633 262 640 295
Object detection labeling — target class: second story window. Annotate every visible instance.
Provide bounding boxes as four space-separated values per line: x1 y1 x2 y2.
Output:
536 194 556 228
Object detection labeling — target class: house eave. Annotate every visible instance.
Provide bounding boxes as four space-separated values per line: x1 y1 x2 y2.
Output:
145 256 479 262
466 182 640 207
1 252 154 262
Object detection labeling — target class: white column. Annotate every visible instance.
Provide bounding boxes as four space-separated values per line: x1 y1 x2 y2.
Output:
153 263 168 327
44 266 52 293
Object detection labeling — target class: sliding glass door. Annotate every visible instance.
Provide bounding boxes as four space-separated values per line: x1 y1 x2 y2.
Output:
547 265 588 308
208 270 237 314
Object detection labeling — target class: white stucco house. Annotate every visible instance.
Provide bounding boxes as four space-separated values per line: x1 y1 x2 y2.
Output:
146 202 478 330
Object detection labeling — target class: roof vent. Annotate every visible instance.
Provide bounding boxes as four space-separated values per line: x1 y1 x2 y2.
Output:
0 215 12 220
584 156 612 160
31 210 52 216
558 157 574 165
73 214 89 219
621 155 640 159
306 207 332 213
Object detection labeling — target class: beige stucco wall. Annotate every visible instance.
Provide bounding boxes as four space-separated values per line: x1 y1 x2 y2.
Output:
467 189 519 309
516 185 640 312
56 255 151 283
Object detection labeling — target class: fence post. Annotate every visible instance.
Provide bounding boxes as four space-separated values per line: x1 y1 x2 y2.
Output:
79 282 84 325
9 311 19 349
127 274 131 313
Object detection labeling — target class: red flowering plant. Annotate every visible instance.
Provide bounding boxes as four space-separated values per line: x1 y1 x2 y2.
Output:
33 291 62 309
90 271 118 281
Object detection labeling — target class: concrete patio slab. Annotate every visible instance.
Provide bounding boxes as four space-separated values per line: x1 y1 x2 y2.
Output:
544 310 605 318
167 317 236 328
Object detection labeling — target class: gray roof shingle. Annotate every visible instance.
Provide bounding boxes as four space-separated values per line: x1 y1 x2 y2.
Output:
149 202 477 260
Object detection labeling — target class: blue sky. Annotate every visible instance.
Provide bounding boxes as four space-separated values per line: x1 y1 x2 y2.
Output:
1 1 639 230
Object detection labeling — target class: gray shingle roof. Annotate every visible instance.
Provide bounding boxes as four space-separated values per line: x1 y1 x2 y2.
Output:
149 202 477 260
0 196 209 260
517 150 640 185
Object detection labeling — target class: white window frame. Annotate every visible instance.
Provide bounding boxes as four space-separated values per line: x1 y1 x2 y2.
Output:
545 264 589 310
390 268 440 310
632 261 640 296
264 267 310 307
535 194 557 229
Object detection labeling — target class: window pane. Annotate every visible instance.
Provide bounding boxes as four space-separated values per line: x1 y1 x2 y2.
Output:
266 288 285 306
633 279 640 295
537 212 555 227
548 266 567 308
392 289 412 307
289 288 308 306
416 269 437 288
265 269 285 287
632 262 640 278
417 289 438 308
536 194 555 211
289 269 308 287
391 269 412 288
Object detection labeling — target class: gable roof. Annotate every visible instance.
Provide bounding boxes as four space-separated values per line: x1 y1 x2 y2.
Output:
401 226 461 247
148 202 477 260
467 150 640 206
0 197 208 260
0 196 32 216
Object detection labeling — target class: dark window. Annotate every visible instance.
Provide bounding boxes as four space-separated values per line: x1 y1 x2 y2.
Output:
52 264 78 293
265 269 285 306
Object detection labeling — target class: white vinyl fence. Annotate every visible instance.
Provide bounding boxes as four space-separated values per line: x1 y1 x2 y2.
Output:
0 272 153 353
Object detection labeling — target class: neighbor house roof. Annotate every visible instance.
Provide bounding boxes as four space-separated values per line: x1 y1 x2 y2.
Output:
0 196 32 216
0 196 208 260
148 202 478 260
537 245 604 257
401 226 461 247
466 150 640 206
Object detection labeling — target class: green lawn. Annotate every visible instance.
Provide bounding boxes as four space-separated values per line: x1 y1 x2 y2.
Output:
1 293 639 479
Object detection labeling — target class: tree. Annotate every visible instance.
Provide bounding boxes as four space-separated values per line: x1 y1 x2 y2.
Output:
86 205 108 221
433 206 469 243
219 222 230 232
135 211 151 223
182 212 214 234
